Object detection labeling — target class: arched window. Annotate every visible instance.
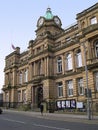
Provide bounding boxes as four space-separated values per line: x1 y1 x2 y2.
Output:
57 57 62 73
76 49 82 67
77 78 84 95
57 82 63 97
67 80 73 96
24 69 28 82
66 53 72 70
81 21 85 29
95 41 98 57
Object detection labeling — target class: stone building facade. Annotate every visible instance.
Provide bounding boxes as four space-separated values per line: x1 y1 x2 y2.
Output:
3 3 98 111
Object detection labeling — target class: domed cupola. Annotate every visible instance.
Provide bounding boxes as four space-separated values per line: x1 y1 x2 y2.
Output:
36 8 64 37
44 7 53 20
37 7 62 28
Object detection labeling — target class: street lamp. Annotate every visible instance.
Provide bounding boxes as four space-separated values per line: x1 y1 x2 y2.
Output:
81 41 91 120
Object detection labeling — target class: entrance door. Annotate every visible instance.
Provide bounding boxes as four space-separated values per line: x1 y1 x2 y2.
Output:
37 87 43 107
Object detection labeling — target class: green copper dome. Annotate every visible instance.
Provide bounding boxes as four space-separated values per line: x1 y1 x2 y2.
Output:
44 7 53 20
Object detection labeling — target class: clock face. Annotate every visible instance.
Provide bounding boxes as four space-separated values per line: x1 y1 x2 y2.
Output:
38 17 44 27
54 17 60 25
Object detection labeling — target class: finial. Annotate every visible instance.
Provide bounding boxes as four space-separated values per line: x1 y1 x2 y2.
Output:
45 6 53 19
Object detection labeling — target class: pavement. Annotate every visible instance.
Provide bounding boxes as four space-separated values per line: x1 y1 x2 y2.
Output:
2 109 98 124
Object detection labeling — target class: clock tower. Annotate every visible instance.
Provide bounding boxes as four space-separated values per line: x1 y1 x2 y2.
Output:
36 7 64 38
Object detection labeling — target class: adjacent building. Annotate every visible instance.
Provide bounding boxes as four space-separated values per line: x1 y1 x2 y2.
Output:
3 3 98 112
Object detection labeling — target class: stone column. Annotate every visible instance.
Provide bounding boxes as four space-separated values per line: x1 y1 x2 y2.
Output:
44 57 47 76
54 58 57 75
11 88 15 102
34 62 36 76
65 55 67 73
21 70 23 84
29 63 32 80
47 57 49 76
41 58 44 75
22 70 24 83
13 68 17 86
73 79 77 97
20 90 22 102
63 81 67 98
17 71 19 85
49 57 52 76
27 86 32 103
72 51 75 72
62 54 65 75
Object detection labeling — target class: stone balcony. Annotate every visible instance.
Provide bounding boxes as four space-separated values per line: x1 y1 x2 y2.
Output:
82 23 98 35
32 74 44 83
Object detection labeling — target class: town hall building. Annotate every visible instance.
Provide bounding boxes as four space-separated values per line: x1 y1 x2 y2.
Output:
3 3 98 112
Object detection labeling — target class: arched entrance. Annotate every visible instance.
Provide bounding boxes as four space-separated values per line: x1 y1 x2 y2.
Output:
37 86 43 107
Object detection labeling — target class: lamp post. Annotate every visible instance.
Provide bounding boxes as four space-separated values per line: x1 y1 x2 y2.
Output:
82 42 91 120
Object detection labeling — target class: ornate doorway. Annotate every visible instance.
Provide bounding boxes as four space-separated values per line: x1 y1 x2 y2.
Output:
37 86 43 107
32 85 43 108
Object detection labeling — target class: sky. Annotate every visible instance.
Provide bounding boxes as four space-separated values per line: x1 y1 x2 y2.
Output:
0 0 98 93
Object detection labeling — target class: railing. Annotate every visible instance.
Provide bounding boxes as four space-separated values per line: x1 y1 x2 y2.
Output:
64 22 78 33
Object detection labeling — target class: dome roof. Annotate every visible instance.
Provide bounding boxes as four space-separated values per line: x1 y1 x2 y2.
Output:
44 7 53 20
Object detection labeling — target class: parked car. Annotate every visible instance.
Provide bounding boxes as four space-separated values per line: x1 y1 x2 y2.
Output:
0 108 2 114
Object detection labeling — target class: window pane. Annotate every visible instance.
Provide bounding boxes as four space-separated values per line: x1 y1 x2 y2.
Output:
67 80 73 96
19 73 22 84
90 17 97 24
57 57 62 73
66 54 72 70
26 69 28 82
57 82 63 97
78 78 84 95
76 52 82 67
24 70 28 82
